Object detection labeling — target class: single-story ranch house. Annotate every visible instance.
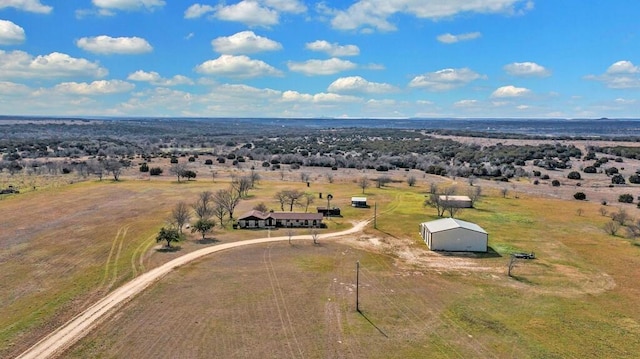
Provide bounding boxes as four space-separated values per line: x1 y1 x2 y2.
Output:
237 210 324 229
419 218 488 252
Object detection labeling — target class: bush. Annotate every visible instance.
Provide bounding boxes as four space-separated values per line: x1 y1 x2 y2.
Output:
551 179 560 187
583 166 597 173
611 174 626 185
188 156 196 162
567 171 581 180
574 192 586 200
139 163 149 172
262 161 270 167
541 174 550 180
150 167 163 176
204 159 213 165
629 174 640 184
605 167 619 176
170 157 178 164
619 194 634 203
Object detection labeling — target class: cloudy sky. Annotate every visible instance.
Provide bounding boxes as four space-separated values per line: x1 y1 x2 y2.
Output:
0 0 638 118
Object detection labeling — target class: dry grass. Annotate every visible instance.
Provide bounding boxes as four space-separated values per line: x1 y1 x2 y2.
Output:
3 162 640 358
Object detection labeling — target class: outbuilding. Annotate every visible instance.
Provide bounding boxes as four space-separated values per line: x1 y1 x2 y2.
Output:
438 195 472 208
419 218 488 252
351 197 368 208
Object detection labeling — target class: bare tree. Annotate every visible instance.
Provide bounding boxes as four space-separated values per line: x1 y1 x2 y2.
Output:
300 172 310 183
407 175 417 187
428 182 438 195
103 158 122 181
358 176 370 194
325 172 334 183
253 202 268 213
467 186 482 207
170 201 191 234
375 176 391 188
287 228 295 245
603 220 621 236
212 202 228 227
231 175 252 198
302 192 314 212
612 208 629 226
507 255 518 277
169 162 187 182
425 194 446 217
87 159 104 181
274 191 288 211
274 189 305 211
310 228 320 245
214 188 241 219
467 175 477 186
599 206 608 217
193 191 214 220
249 168 260 188
500 187 508 198
625 219 640 239
576 208 584 217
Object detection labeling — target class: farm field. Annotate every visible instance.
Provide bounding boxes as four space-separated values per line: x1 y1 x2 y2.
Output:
3 163 640 358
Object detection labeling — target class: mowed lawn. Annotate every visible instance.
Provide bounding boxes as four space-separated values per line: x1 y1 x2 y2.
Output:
2 171 640 358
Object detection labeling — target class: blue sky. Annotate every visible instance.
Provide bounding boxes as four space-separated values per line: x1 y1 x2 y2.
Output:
0 0 639 118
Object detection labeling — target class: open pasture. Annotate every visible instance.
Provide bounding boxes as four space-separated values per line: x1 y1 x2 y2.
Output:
63 179 640 358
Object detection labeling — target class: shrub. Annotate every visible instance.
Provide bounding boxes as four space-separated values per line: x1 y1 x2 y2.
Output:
611 174 626 185
188 156 195 162
170 157 178 164
204 159 213 165
618 193 634 203
583 166 597 173
533 179 539 185
629 174 640 184
605 167 619 176
139 163 149 172
541 174 550 180
567 171 581 180
551 179 560 187
217 157 226 164
150 167 163 176
574 192 586 200
262 161 270 167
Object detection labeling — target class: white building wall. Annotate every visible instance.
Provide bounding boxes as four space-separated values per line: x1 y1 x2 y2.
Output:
430 228 487 252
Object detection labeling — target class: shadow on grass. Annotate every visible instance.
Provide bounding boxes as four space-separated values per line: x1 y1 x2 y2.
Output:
196 238 219 245
156 245 182 253
437 246 502 259
509 275 535 285
358 310 388 338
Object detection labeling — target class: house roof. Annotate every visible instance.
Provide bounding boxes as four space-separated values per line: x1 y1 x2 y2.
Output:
351 197 367 202
270 212 323 220
238 211 323 221
438 195 471 201
422 218 487 234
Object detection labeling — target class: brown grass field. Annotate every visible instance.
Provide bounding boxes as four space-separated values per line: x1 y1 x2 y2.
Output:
2 159 640 358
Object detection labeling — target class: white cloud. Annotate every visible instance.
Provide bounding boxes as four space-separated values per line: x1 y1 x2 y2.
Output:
281 90 360 103
606 60 639 74
0 81 30 95
491 85 531 98
54 80 135 95
329 0 531 31
0 50 108 79
184 3 215 19
328 76 396 93
195 54 282 78
586 60 640 89
92 0 165 11
287 58 357 76
127 70 193 86
76 36 153 55
215 0 279 27
306 40 359 57
437 32 481 44
263 0 306 13
504 62 551 77
0 0 52 14
454 99 479 107
212 31 282 54
0 20 26 45
408 68 485 91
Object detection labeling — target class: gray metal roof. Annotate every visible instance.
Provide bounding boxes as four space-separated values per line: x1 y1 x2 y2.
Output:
422 218 487 234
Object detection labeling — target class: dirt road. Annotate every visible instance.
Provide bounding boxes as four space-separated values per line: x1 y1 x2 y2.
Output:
16 221 370 359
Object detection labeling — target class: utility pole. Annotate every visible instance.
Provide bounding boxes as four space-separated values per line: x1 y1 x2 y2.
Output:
356 261 360 312
374 202 377 229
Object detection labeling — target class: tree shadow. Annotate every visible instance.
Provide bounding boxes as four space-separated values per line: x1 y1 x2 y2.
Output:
196 238 219 245
358 310 388 338
509 274 535 285
156 245 182 253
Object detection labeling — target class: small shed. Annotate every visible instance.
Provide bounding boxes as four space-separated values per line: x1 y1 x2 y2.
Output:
438 195 472 208
419 218 488 252
317 207 341 217
351 197 368 208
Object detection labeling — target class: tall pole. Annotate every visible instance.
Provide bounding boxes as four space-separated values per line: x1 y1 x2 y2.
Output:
374 202 377 229
356 261 360 312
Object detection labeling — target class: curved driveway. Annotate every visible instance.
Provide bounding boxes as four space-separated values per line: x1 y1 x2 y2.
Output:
16 220 369 359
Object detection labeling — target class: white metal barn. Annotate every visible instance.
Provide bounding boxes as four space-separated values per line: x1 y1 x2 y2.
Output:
420 218 488 252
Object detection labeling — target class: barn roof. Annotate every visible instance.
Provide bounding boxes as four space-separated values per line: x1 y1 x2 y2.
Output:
238 211 323 221
422 218 487 234
438 195 471 201
351 197 367 202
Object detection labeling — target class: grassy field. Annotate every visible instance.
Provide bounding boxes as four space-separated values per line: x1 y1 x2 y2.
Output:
3 170 640 358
